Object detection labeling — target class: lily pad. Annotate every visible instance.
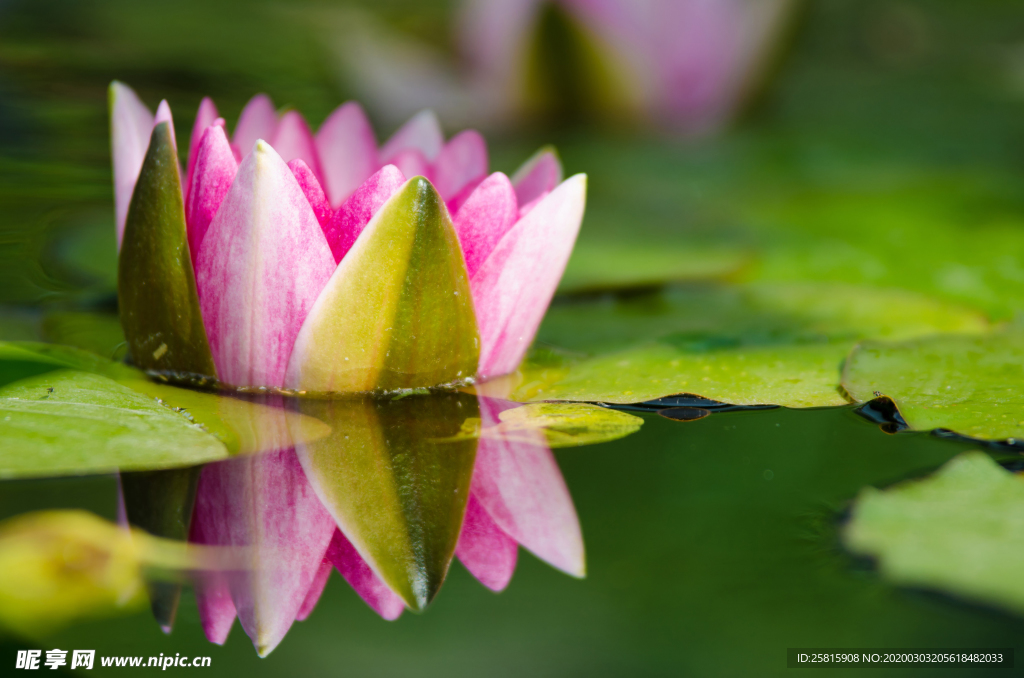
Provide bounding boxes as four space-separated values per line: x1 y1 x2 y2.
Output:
0 342 331 477
844 452 1024 617
842 329 1024 442
442 402 643 448
513 283 987 406
0 368 228 478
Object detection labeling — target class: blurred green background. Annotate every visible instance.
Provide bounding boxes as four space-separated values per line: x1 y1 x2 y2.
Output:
2 0 1024 675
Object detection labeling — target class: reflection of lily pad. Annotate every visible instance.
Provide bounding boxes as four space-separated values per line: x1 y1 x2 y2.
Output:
842 330 1024 442
515 283 987 406
0 342 331 477
845 452 1024 616
443 402 643 448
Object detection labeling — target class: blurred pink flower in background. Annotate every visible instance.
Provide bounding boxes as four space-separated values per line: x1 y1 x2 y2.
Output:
333 0 798 134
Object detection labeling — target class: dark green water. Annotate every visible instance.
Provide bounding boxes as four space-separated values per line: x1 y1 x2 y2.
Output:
1 406 1019 677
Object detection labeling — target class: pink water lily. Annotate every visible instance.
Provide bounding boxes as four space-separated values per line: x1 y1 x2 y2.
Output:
110 82 587 656
110 81 586 391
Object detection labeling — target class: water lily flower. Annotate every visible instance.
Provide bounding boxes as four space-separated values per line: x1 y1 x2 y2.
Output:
108 82 588 655
109 81 586 393
334 0 797 134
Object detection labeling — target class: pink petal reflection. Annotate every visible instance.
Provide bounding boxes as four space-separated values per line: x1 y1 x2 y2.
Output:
470 397 585 577
191 449 336 657
456 493 518 591
326 529 405 621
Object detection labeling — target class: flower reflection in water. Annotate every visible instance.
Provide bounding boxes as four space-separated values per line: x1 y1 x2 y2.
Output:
119 390 593 657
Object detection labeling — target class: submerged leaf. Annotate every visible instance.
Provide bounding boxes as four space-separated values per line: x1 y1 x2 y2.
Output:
845 452 1024 616
287 177 479 392
842 330 1024 442
514 283 988 407
118 122 217 378
294 393 479 611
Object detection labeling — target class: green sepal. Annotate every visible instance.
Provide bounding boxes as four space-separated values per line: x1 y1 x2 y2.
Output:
118 122 216 378
287 177 479 393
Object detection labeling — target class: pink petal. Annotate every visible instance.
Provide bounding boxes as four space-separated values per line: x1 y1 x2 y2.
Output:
452 172 518 279
232 94 278 158
316 102 379 209
446 177 485 216
109 81 154 249
288 159 332 231
470 397 585 578
511 148 563 207
432 129 488 202
186 97 220 194
191 450 336 657
153 99 177 150
294 559 332 622
271 110 325 183
188 515 237 645
518 190 549 218
195 140 335 388
321 165 406 264
388 148 431 183
326 529 405 621
456 493 518 591
472 175 586 378
379 109 444 163
193 574 237 645
185 123 237 270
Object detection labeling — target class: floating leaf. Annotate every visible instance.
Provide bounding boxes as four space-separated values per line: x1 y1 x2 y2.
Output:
0 369 227 479
294 393 479 611
842 330 1024 442
287 177 479 392
444 402 642 448
118 122 217 378
844 452 1024 616
0 342 330 477
513 283 988 406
